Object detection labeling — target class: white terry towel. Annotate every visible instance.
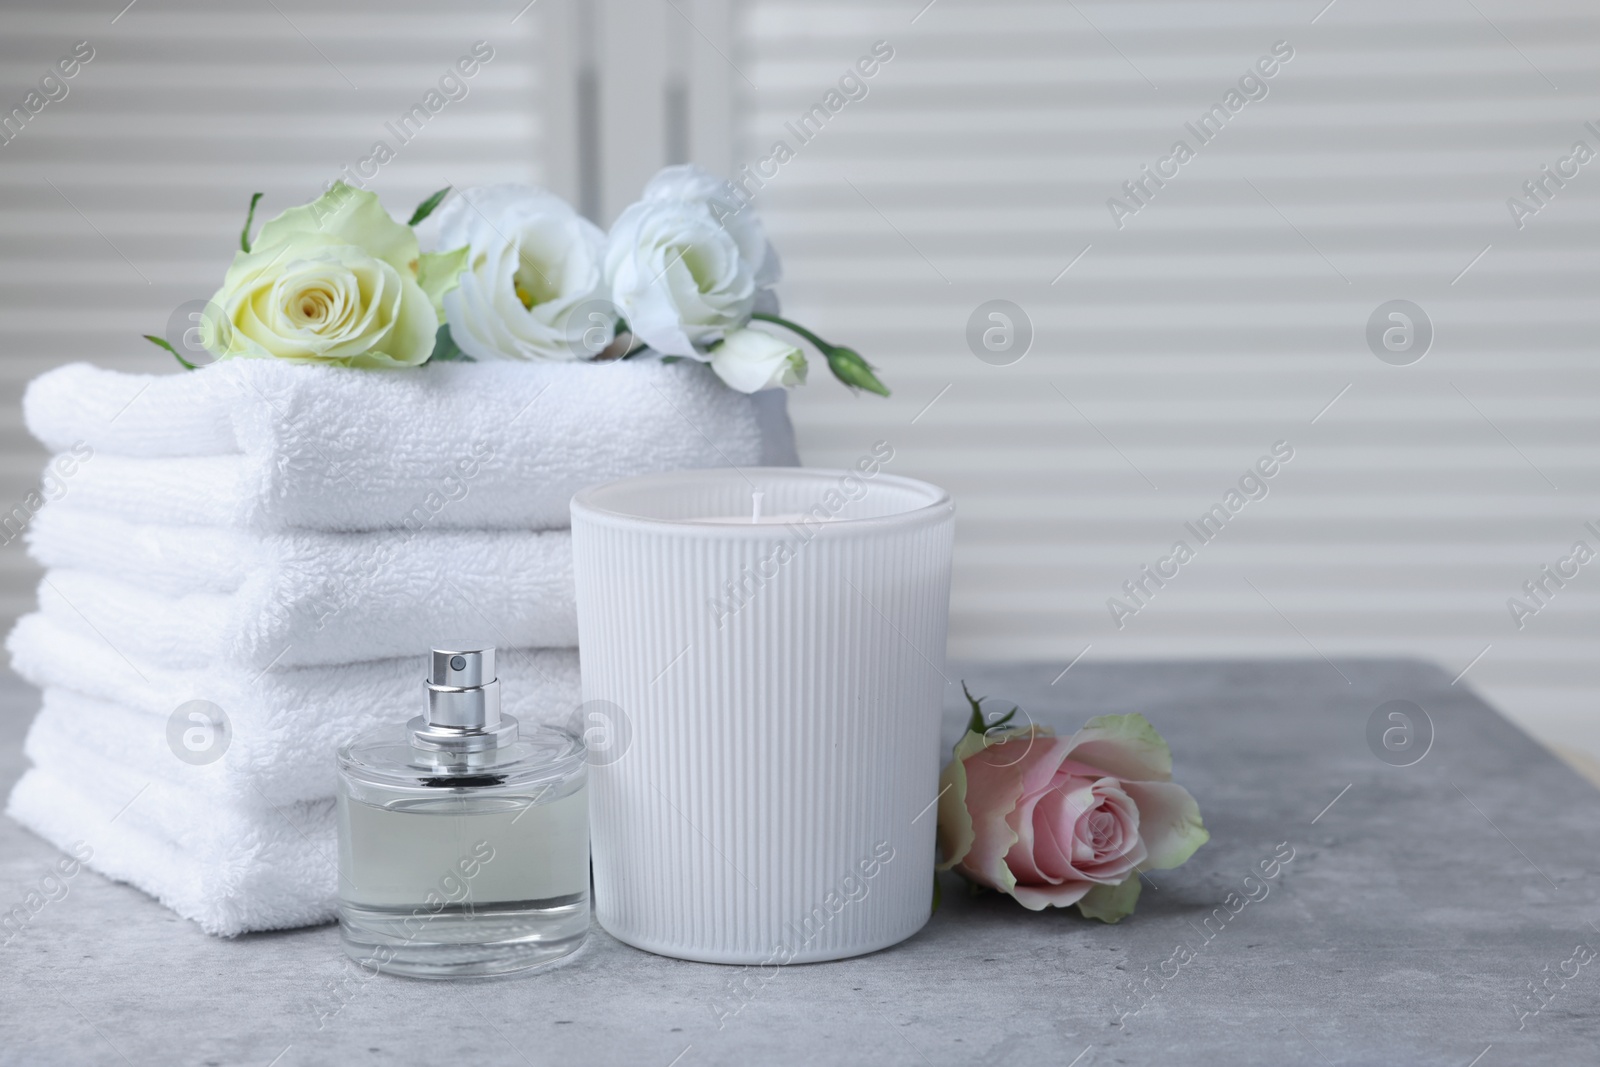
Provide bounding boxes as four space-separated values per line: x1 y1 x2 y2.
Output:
25 357 798 532
27 504 262 597
8 759 338 936
30 511 577 668
8 614 581 806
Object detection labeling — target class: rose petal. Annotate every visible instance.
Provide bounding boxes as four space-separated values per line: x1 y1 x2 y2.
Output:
1063 713 1174 782
1031 777 1095 881
935 749 974 872
969 726 1068 796
936 727 998 871
256 183 419 276
1046 778 1146 883
354 274 437 369
1004 786 1059 886
956 728 1071 892
1121 779 1208 870
1009 879 1094 912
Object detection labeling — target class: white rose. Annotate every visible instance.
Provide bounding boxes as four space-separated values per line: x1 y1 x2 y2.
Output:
605 165 780 359
433 184 610 361
709 328 808 393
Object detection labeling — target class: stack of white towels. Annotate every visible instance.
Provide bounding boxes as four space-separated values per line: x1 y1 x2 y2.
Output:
6 357 794 935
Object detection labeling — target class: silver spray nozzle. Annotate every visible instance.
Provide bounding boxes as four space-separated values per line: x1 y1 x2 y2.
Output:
410 644 518 757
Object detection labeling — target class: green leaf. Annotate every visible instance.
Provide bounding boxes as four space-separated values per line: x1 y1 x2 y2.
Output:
960 680 1017 735
240 192 264 253
408 186 451 227
659 355 684 364
1077 876 1142 924
425 323 473 363
960 681 987 735
143 333 197 371
416 245 470 313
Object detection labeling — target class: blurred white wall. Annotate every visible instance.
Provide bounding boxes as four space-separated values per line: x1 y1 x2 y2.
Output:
740 0 1600 762
1 0 1597 761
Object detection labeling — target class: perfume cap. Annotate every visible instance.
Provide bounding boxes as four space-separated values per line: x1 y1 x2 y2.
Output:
409 644 518 756
433 646 494 689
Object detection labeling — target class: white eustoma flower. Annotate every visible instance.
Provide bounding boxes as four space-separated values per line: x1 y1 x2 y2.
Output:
709 328 808 393
434 184 611 361
605 165 781 359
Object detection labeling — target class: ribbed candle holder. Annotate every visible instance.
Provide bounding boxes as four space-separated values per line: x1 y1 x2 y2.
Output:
571 464 954 964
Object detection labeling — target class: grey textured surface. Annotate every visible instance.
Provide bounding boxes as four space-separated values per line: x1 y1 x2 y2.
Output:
1 659 1597 1066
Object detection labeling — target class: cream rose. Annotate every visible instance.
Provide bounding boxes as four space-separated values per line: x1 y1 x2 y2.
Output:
203 183 456 368
605 164 780 359
433 184 611 361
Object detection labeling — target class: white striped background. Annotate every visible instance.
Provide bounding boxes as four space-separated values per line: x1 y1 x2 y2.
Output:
741 1 1600 758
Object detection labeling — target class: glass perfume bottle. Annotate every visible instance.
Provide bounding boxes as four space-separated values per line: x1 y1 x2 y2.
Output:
336 645 589 978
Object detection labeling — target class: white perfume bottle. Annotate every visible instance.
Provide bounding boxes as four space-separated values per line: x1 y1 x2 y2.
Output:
336 645 589 978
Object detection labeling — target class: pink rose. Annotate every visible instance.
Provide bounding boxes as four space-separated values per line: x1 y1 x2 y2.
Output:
937 686 1208 923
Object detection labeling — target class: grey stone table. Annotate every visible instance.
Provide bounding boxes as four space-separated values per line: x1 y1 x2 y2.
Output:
2 659 1598 1066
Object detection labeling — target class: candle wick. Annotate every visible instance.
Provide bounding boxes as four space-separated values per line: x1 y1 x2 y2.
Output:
751 491 764 523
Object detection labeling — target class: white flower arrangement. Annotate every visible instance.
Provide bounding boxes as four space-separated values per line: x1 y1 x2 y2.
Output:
147 166 887 397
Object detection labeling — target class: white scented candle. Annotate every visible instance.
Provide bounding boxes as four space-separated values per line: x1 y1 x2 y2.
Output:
571 463 954 964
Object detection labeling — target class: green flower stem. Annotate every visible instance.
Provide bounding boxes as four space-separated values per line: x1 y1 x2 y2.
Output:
751 312 831 353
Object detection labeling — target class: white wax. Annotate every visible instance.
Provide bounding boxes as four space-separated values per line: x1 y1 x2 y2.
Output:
691 513 823 524
693 488 830 524
691 488 841 525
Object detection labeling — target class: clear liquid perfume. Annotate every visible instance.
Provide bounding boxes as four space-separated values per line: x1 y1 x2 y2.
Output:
336 645 589 978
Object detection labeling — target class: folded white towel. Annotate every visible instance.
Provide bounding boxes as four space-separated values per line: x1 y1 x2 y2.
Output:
8 760 336 936
28 504 257 596
31 511 577 668
26 358 797 532
8 614 581 806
